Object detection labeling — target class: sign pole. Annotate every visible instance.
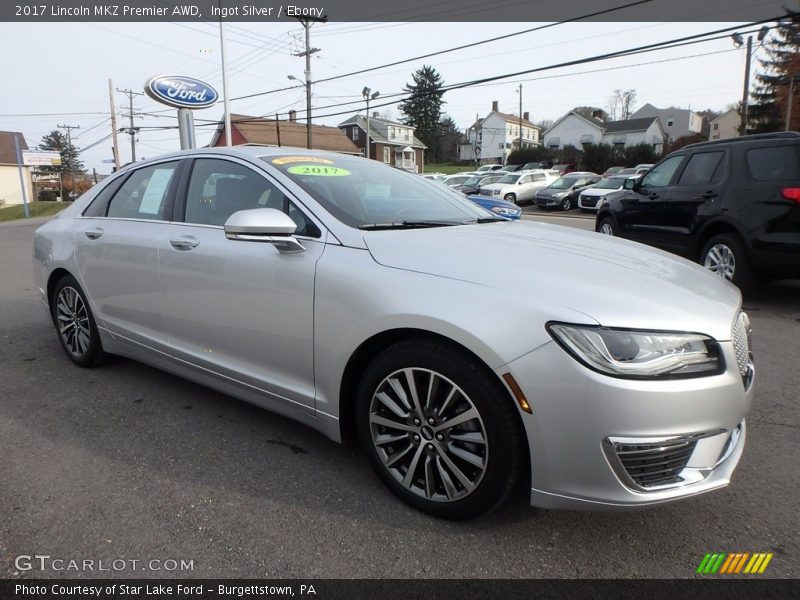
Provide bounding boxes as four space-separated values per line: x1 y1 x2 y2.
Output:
13 133 30 218
178 109 196 149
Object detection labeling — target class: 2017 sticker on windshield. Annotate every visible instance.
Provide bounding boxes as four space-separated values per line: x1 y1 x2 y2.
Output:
287 165 351 177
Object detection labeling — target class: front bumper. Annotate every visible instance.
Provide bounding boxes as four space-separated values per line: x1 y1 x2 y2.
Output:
499 340 753 510
535 195 562 207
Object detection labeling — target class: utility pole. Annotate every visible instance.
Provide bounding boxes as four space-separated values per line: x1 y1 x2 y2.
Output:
786 74 800 131
57 123 79 200
108 78 120 170
518 84 523 156
740 36 753 136
275 113 281 146
219 11 232 147
117 88 144 162
294 14 327 149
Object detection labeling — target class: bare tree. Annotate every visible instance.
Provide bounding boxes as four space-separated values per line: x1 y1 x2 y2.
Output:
608 89 637 120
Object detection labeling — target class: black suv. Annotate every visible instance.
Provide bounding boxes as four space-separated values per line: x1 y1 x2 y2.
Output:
595 132 800 289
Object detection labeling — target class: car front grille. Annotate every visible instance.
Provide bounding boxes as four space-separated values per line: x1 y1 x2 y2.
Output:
580 195 598 207
610 438 697 489
732 312 753 388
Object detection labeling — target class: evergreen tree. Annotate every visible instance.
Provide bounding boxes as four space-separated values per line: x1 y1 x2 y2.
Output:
399 66 445 161
39 129 84 173
750 10 800 132
435 115 461 163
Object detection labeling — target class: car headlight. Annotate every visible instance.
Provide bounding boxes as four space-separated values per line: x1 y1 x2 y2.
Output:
552 192 566 198
491 206 520 216
547 323 724 379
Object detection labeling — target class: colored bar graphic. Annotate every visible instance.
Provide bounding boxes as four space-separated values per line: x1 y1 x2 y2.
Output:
698 552 773 574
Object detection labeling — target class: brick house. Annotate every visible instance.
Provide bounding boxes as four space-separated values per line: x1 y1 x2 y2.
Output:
209 112 361 154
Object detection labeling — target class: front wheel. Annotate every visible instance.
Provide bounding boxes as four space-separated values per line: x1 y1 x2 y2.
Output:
597 217 617 236
701 233 754 290
51 275 109 367
503 193 516 203
560 197 572 211
356 339 525 520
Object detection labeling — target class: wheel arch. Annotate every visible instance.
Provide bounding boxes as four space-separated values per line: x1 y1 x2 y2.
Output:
46 267 74 309
337 328 526 451
695 219 750 261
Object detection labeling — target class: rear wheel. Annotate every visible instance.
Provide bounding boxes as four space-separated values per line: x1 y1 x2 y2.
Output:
701 233 754 290
51 275 108 367
356 339 525 520
597 218 617 236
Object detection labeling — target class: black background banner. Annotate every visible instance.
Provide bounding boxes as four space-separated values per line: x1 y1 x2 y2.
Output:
1 0 794 23
2 579 800 600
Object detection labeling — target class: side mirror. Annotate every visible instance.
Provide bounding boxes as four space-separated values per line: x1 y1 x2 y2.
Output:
623 178 638 191
224 208 305 253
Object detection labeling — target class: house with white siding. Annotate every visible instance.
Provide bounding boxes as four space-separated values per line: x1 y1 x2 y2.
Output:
542 111 665 154
709 109 740 141
459 101 540 165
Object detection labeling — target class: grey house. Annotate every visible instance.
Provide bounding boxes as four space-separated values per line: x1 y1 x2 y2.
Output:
631 103 703 142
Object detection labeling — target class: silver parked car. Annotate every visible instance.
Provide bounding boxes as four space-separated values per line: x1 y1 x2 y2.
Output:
34 147 754 519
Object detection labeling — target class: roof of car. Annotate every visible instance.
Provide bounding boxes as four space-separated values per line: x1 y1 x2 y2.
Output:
682 131 800 151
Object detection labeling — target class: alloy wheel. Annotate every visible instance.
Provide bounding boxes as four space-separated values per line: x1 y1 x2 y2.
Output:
704 243 736 280
599 222 614 235
368 368 488 502
56 286 91 358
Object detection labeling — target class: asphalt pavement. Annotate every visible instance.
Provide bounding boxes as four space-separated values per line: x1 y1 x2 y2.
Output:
1 215 798 579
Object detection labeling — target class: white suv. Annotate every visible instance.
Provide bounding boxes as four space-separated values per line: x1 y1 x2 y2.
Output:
478 170 557 204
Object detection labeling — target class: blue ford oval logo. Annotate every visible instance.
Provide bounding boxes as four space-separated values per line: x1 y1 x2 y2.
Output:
144 75 219 110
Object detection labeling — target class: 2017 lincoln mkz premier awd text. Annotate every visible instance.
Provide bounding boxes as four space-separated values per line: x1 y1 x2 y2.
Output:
33 147 754 519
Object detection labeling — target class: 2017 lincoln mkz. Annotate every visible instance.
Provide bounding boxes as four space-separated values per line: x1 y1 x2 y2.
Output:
33 147 754 519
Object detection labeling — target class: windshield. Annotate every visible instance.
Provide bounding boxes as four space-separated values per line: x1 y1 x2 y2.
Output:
263 154 488 228
616 168 637 176
549 176 578 189
594 177 625 189
463 177 482 186
498 174 520 184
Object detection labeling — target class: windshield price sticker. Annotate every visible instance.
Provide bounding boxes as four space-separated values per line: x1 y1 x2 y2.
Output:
272 156 333 165
287 165 351 177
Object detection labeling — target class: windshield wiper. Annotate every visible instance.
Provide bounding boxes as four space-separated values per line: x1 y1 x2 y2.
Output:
358 220 463 230
474 217 506 223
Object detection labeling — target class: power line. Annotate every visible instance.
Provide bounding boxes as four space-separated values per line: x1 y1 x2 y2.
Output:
212 20 778 129
231 0 652 102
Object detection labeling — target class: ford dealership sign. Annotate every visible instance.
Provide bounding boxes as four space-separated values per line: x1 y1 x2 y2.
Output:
144 75 219 110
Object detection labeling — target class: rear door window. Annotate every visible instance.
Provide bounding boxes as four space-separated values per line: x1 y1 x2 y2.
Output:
746 145 800 180
678 151 726 185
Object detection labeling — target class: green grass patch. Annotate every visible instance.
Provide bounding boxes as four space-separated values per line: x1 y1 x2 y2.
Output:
425 163 476 175
0 201 72 222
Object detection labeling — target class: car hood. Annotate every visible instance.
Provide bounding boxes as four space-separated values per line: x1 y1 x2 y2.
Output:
581 187 619 196
363 221 741 341
536 187 569 197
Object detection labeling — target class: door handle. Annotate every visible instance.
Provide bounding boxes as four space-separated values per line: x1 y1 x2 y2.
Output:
84 228 104 240
648 193 660 200
694 191 718 200
169 236 200 250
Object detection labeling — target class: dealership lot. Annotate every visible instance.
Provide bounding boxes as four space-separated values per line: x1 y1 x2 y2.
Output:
1 215 798 578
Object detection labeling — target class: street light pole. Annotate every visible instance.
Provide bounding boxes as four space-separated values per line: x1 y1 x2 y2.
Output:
732 26 769 136
293 15 326 149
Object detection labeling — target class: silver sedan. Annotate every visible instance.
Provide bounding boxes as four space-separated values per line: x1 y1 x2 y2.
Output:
33 147 754 519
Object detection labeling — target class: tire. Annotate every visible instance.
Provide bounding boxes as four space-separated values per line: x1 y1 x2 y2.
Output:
51 275 109 367
561 197 572 211
356 338 525 520
503 193 516 204
700 233 755 291
597 217 617 236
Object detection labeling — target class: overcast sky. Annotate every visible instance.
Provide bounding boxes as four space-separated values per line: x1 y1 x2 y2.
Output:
0 18 768 172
